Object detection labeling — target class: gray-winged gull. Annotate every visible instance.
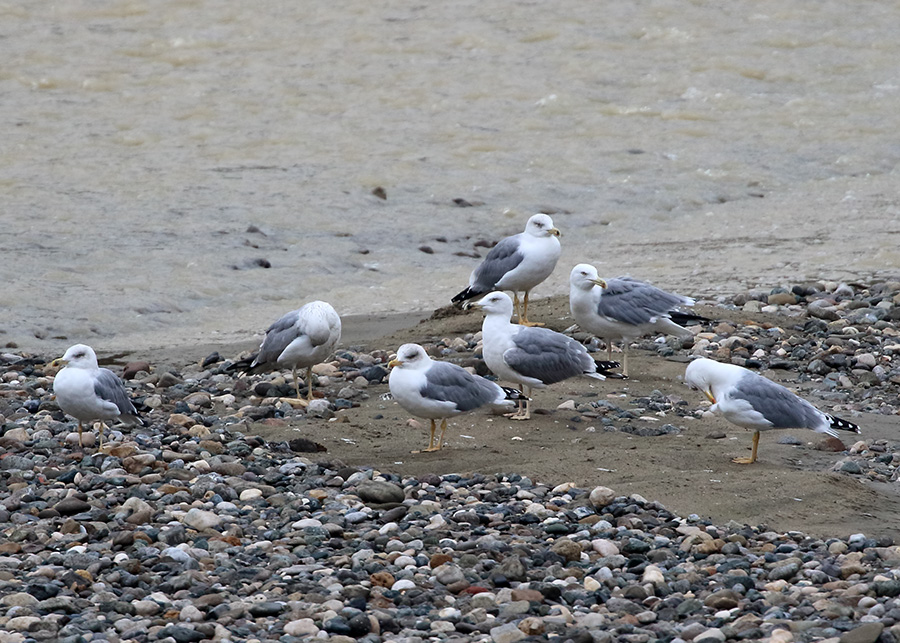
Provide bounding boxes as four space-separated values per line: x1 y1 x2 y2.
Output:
249 300 342 401
52 343 143 447
569 263 704 376
474 291 621 420
685 357 860 464
453 213 561 326
388 343 524 452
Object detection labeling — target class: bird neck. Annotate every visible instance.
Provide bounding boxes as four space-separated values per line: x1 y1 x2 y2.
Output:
482 313 512 338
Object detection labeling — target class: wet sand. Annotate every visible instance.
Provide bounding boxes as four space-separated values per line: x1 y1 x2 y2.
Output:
151 296 900 541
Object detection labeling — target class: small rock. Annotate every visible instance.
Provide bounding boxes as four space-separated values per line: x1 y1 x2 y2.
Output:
589 486 616 508
53 497 91 515
839 622 884 643
182 508 222 531
357 480 405 505
490 622 527 643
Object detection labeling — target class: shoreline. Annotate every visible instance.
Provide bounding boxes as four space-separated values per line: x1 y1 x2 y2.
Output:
21 286 896 540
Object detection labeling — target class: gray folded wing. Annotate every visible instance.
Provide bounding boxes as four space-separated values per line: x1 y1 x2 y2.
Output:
421 362 501 412
596 277 690 325
255 309 301 366
504 327 593 385
95 369 138 416
731 373 826 431
470 236 524 291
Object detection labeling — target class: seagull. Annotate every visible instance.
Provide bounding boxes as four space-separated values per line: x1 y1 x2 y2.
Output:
569 263 704 376
685 358 860 464
388 343 524 452
247 300 342 401
452 213 561 326
474 291 622 420
52 344 143 447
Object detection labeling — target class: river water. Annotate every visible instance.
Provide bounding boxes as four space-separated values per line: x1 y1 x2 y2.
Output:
3 0 899 354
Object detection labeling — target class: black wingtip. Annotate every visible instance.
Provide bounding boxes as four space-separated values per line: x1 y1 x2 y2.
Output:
670 311 711 326
451 287 486 305
594 360 627 379
501 386 529 401
223 354 260 374
830 415 861 434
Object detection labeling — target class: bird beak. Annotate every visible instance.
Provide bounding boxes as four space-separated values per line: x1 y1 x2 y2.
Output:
702 388 716 404
50 358 68 368
388 359 400 368
590 278 607 289
549 227 561 237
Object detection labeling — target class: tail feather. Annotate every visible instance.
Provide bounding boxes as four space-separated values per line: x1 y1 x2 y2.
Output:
501 386 529 401
223 354 262 374
594 359 626 379
670 311 709 326
452 286 486 305
828 415 860 434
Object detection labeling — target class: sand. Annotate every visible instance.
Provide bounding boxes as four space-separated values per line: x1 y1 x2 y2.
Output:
153 295 900 542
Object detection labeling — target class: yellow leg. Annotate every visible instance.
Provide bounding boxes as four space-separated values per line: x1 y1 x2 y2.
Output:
292 366 301 399
519 291 545 327
98 422 105 448
512 292 522 323
78 421 84 447
733 431 760 464
306 366 314 402
425 419 447 452
623 345 629 378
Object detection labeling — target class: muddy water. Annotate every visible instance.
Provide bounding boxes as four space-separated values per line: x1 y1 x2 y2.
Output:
2 0 898 353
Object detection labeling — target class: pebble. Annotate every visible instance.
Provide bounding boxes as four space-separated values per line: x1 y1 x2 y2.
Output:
1 281 899 642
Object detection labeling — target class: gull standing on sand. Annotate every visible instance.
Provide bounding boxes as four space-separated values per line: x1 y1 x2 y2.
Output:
474 291 621 420
685 358 860 464
452 213 561 326
388 343 524 452
569 263 702 376
52 344 143 447
249 301 342 401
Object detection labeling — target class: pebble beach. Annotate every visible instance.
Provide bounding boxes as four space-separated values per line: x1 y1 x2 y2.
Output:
2 278 900 643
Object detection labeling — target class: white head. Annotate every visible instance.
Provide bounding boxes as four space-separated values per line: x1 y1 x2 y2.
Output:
474 291 515 319
524 213 561 238
388 343 431 370
684 358 728 404
299 300 341 342
60 344 99 370
569 263 607 291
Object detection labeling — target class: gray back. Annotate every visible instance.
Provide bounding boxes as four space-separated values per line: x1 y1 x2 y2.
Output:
596 277 686 325
471 235 524 291
505 327 592 385
421 361 499 412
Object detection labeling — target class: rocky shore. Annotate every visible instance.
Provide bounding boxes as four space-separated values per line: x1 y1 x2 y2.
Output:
1 279 899 643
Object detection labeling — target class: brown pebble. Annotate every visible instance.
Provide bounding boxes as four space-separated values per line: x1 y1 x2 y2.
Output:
370 571 395 587
511 589 544 603
817 437 846 452
429 553 453 569
123 361 151 380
